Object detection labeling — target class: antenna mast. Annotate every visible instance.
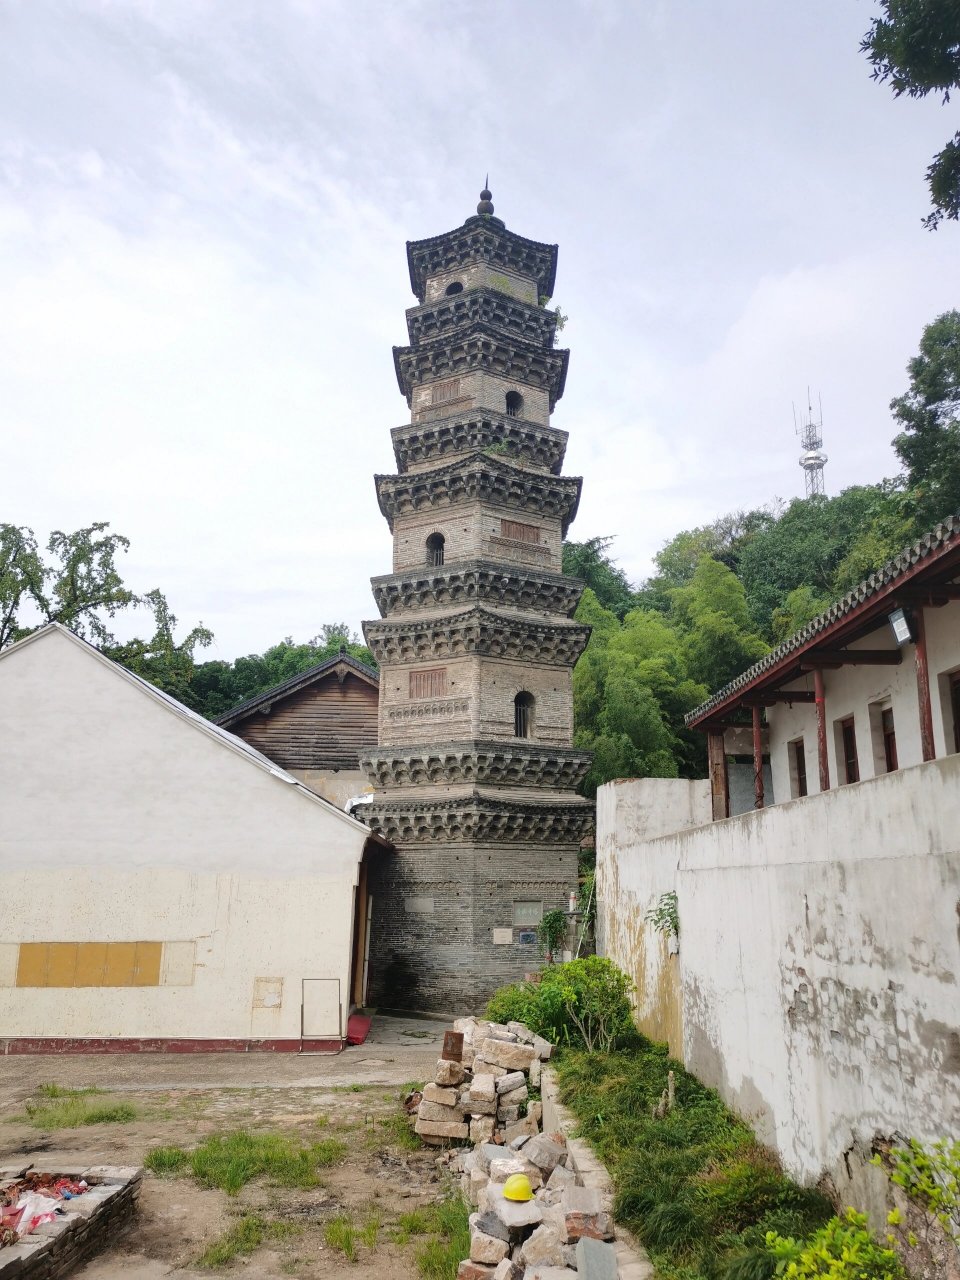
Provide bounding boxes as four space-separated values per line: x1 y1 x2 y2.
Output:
794 391 828 498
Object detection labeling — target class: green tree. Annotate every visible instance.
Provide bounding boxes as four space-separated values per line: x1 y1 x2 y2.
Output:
190 629 377 720
669 555 769 690
0 520 214 703
890 309 960 527
861 0 960 229
562 536 637 619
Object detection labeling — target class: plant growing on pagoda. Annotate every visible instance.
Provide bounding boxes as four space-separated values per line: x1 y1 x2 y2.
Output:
537 909 568 963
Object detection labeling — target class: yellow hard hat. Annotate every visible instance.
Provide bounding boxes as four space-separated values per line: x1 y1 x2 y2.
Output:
502 1173 533 1202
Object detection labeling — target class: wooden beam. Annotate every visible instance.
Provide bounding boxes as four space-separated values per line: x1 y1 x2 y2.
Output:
898 584 960 606
743 690 816 706
814 667 830 792
914 607 936 763
800 649 903 668
707 729 729 821
752 705 764 810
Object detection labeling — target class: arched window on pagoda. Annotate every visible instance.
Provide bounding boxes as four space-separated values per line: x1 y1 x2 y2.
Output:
445 281 464 296
426 532 445 567
514 691 534 739
505 390 524 418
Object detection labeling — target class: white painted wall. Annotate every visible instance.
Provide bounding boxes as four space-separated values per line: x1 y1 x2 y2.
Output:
0 627 373 1041
768 602 960 802
596 760 960 1195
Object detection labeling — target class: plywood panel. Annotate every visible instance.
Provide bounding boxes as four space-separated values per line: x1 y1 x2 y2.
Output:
46 943 78 987
16 943 47 988
103 942 137 986
75 942 108 986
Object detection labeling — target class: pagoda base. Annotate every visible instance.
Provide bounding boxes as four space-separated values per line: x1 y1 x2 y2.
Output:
363 823 584 1013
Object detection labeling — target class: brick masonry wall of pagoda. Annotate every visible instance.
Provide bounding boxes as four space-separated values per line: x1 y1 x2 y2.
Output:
359 190 593 1012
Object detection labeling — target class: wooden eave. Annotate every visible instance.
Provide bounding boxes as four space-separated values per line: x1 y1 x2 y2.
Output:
217 654 379 728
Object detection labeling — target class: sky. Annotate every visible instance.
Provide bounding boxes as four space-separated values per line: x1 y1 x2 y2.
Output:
2 0 957 659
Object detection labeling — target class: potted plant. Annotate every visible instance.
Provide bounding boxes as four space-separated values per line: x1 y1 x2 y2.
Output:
537 909 568 965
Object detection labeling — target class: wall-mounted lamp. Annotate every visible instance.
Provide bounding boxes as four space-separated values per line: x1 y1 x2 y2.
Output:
888 607 913 646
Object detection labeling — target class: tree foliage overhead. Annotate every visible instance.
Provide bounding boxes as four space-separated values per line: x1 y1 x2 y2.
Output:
861 0 960 228
891 309 960 527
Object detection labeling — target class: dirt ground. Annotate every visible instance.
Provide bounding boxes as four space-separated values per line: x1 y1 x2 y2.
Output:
0 1017 455 1278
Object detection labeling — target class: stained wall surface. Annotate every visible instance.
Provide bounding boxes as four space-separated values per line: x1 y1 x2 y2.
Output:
596 763 960 1195
0 627 371 1043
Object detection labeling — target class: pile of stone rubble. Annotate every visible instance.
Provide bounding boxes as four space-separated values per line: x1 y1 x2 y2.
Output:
415 1017 618 1279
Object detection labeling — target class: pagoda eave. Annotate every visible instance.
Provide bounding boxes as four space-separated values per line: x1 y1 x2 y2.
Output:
370 560 586 619
406 218 558 303
390 412 568 475
363 605 591 666
392 336 569 409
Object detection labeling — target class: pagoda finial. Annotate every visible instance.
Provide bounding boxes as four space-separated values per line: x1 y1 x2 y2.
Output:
477 178 494 216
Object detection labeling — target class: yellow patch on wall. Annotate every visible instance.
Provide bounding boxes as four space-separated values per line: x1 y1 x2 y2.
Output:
15 941 163 987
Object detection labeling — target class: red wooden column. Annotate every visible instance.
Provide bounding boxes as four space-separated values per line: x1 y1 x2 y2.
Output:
913 606 936 762
707 728 730 820
813 667 830 792
752 705 765 809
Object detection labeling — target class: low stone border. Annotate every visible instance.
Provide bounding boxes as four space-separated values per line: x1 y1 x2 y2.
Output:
0 1165 142 1279
541 1069 654 1280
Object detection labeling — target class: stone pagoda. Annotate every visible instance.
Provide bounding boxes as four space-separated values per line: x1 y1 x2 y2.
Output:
359 187 593 1012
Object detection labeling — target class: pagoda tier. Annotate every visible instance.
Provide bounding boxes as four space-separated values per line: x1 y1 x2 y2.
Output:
393 328 569 410
375 453 581 534
359 740 591 792
391 411 568 476
405 286 559 349
407 216 557 303
361 792 594 847
370 560 585 619
364 606 590 667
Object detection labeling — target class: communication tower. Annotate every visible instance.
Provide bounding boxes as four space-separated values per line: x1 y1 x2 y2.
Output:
795 393 828 498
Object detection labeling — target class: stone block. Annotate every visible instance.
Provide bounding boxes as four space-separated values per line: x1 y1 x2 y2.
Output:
469 1166 489 1205
576 1236 619 1280
486 1023 518 1041
464 1094 497 1115
470 1116 496 1144
561 1185 613 1242
518 1222 565 1269
497 1105 520 1124
507 1020 535 1043
489 1156 527 1183
508 1132 532 1149
529 1057 542 1088
527 1100 543 1125
501 1115 539 1143
436 1058 466 1086
423 1083 459 1106
419 1099 464 1123
498 1085 528 1108
471 1073 497 1102
485 1182 545 1235
456 1262 496 1280
524 1134 566 1173
479 1037 536 1072
470 1231 509 1265
492 1258 523 1280
454 1016 478 1036
531 1035 553 1060
415 1118 469 1140
523 1268 572 1280
473 1058 508 1079
495 1070 526 1094
476 1143 504 1173
546 1163 577 1190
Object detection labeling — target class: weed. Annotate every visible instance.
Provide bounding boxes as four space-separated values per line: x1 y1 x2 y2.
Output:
144 1131 347 1195
359 1209 381 1249
554 1043 833 1279
144 1146 189 1177
324 1213 356 1261
24 1087 137 1131
366 1110 420 1153
197 1215 298 1268
412 1194 471 1280
392 1207 436 1244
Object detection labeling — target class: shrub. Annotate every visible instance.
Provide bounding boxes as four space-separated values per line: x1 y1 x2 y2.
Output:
485 957 634 1053
765 1208 907 1279
876 1136 960 1254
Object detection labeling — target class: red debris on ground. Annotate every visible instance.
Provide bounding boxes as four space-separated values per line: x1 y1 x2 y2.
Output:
0 1170 91 1247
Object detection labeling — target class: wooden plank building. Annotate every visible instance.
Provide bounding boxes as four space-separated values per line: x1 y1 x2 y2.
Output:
217 652 379 808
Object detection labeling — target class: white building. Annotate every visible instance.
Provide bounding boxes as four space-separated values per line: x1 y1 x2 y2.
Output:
687 514 960 815
0 624 386 1052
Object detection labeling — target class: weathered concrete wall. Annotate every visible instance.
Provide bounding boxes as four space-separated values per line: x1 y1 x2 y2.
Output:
596 760 960 1190
288 766 370 808
596 778 710 1058
0 626 370 1042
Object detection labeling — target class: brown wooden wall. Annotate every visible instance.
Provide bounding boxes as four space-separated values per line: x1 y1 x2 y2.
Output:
229 673 379 771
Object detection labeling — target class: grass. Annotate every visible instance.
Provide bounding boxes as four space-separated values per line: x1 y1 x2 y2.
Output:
364 1109 421 1152
23 1085 137 1130
197 1214 299 1268
409 1195 471 1280
323 1207 382 1261
554 1040 834 1280
144 1130 347 1195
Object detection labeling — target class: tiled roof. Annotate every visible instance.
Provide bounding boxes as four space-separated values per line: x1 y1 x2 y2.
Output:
686 511 960 728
